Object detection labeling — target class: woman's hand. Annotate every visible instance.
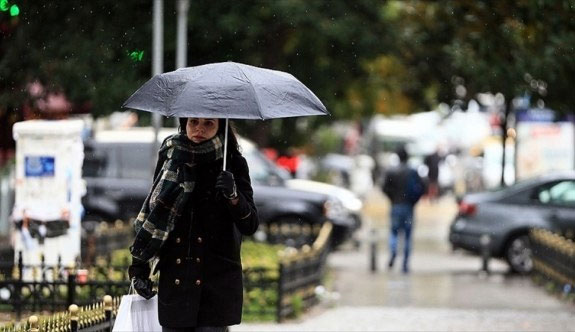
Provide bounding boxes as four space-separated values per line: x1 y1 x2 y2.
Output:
216 171 238 201
128 258 157 300
132 277 156 300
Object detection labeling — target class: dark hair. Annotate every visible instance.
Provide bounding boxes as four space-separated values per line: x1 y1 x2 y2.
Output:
178 118 241 155
396 145 408 163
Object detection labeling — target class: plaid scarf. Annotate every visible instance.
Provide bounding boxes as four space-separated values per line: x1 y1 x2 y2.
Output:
130 132 224 263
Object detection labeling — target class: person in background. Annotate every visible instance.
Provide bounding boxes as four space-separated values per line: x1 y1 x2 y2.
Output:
382 146 425 274
128 117 259 332
424 148 441 202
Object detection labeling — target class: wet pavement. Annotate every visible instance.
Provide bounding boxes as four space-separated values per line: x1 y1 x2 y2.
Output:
234 190 575 331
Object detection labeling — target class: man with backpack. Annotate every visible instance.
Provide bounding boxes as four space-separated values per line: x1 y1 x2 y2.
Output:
382 146 425 273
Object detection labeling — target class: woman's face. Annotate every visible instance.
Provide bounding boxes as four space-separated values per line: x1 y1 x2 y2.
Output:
186 118 219 143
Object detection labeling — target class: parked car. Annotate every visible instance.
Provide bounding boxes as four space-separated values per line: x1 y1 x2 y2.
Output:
82 128 349 247
449 172 575 273
238 137 362 247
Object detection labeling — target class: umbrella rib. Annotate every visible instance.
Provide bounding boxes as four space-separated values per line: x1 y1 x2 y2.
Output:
234 63 265 120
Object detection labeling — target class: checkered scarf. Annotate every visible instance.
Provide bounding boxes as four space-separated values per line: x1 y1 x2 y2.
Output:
130 132 224 263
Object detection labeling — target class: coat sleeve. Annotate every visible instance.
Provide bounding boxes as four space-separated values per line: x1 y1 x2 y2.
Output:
227 154 259 235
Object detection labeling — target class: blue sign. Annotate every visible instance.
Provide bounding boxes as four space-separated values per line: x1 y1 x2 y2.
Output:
25 156 55 177
516 108 556 123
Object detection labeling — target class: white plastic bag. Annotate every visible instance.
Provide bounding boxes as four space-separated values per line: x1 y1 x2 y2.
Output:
113 283 161 332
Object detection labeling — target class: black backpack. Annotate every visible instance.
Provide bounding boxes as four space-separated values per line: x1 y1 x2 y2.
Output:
405 169 424 204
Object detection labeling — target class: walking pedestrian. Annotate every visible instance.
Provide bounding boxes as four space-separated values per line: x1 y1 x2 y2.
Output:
128 117 259 331
423 148 442 202
382 146 424 273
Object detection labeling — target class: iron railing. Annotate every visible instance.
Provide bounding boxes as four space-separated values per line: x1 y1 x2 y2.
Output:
530 228 575 300
0 221 335 327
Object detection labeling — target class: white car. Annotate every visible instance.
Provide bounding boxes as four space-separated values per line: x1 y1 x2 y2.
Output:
239 137 363 246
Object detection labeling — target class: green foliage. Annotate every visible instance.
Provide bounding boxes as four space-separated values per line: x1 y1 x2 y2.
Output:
242 287 278 322
290 294 304 318
390 1 575 114
310 126 342 157
0 2 152 116
3 0 574 149
240 240 284 270
108 248 131 267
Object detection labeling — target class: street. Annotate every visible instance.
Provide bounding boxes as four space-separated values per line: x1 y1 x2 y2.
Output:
234 190 575 331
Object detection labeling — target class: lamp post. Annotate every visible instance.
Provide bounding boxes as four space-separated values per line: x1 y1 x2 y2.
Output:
152 0 164 173
174 0 190 127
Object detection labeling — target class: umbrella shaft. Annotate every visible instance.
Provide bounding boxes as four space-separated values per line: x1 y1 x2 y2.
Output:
223 118 228 171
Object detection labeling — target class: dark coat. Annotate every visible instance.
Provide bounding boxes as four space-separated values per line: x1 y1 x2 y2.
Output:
155 151 259 328
382 163 424 205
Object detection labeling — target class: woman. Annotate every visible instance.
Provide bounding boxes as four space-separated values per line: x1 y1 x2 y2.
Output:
128 118 259 331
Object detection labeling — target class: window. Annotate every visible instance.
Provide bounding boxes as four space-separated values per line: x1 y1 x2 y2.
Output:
243 150 273 184
537 181 575 206
118 143 154 179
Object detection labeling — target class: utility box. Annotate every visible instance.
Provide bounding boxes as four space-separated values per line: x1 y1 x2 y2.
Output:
11 120 85 271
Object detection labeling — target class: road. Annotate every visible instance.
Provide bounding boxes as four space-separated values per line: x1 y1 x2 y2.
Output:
234 190 575 331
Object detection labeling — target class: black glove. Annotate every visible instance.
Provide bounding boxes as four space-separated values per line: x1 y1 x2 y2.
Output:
128 258 156 300
132 278 156 300
216 171 238 200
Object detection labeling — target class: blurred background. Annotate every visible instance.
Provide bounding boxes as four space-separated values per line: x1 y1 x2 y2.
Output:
1 1 575 330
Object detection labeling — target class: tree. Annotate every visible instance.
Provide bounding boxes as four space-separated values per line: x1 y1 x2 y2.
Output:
388 0 575 185
0 1 157 118
1 1 396 150
183 0 393 148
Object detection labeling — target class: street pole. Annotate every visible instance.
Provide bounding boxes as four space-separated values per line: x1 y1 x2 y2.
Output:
152 0 164 172
369 228 378 273
176 0 189 69
480 234 491 274
175 0 189 127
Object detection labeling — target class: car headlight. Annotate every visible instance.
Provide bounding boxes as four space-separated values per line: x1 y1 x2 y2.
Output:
342 196 363 212
323 198 349 220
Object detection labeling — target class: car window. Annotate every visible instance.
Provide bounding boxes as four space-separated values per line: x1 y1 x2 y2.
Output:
243 149 273 184
83 146 104 177
82 143 117 178
118 143 154 179
537 180 575 206
242 148 287 185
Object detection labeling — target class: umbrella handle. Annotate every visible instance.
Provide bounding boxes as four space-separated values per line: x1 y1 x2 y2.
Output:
223 118 228 171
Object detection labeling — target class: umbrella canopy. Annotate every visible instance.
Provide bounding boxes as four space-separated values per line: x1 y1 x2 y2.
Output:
122 62 329 120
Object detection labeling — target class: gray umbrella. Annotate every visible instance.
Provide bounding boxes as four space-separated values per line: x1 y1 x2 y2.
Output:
123 61 329 169
123 61 328 120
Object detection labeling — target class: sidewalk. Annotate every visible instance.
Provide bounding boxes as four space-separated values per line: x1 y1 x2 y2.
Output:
233 191 575 331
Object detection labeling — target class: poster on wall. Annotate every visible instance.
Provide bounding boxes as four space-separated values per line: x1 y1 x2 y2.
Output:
516 121 574 180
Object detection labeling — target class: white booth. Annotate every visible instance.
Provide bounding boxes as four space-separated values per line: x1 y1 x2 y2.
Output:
11 120 85 273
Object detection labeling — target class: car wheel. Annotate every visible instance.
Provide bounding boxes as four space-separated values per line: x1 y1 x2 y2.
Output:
505 234 533 274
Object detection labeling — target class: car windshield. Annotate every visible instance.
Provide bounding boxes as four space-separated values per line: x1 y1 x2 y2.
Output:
83 142 153 179
242 147 288 185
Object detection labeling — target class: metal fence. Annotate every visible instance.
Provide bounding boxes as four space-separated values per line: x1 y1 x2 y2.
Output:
0 251 131 321
530 228 575 299
0 221 334 328
81 221 134 265
0 295 117 332
276 222 332 321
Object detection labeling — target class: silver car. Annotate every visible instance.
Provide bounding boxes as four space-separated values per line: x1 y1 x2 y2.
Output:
449 172 575 273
